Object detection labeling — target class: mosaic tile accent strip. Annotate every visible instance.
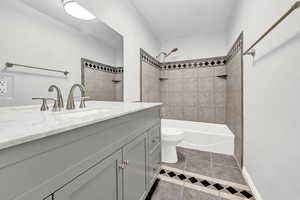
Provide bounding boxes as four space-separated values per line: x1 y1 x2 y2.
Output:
140 48 161 69
141 49 227 71
161 56 227 70
159 167 254 200
81 58 124 74
227 33 243 61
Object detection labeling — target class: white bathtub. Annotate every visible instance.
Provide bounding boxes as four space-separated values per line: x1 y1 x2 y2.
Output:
161 119 234 155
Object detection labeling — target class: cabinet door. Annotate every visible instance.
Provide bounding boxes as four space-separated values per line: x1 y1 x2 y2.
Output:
149 145 161 186
54 150 122 200
123 133 148 200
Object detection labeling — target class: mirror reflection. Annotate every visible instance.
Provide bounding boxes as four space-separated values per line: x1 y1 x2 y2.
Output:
0 0 123 107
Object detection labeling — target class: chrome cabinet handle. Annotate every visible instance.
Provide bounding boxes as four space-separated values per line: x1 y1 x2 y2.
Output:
119 163 125 169
119 160 129 169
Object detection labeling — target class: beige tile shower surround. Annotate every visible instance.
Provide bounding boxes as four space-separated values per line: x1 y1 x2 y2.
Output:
82 59 123 101
226 34 244 167
141 49 227 124
160 66 226 123
141 38 243 167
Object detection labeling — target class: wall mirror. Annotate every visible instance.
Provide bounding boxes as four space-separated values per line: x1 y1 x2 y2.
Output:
0 0 123 107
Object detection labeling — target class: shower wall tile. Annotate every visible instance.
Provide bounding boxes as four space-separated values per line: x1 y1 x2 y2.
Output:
169 79 183 92
85 68 121 101
168 92 183 106
167 69 183 79
226 33 243 167
183 68 198 78
198 77 214 92
169 106 184 120
161 92 168 103
198 67 214 77
215 91 226 107
141 49 229 124
198 92 214 107
214 77 226 92
214 66 226 76
184 106 198 121
183 78 198 92
183 92 197 106
215 106 226 124
161 80 168 92
160 66 227 124
82 58 124 102
198 107 215 123
141 61 161 102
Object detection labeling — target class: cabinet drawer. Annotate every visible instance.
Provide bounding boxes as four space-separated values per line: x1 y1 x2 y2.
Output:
149 126 161 152
148 145 161 185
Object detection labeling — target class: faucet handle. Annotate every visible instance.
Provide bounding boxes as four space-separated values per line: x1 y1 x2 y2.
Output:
79 96 90 109
74 96 90 100
46 98 59 112
32 98 49 111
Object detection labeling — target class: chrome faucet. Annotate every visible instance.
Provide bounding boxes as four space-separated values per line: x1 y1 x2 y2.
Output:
32 97 58 112
48 85 64 110
66 84 86 110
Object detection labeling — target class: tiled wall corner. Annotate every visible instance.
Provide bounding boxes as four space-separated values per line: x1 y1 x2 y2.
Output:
141 61 161 102
226 33 244 167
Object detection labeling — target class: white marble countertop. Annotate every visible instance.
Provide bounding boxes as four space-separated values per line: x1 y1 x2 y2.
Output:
0 101 161 150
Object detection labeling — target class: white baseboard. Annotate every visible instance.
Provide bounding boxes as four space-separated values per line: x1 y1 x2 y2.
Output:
242 167 263 200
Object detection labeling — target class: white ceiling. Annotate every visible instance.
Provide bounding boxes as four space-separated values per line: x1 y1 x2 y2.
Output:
20 0 123 50
129 0 238 42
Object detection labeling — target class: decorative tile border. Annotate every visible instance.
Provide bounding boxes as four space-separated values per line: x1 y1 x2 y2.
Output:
227 33 243 61
140 48 161 69
163 165 250 191
141 35 243 72
159 166 254 200
81 58 123 74
140 49 227 71
161 56 227 70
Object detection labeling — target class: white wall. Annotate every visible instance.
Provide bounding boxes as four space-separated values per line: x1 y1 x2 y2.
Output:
160 33 227 62
0 0 117 106
79 0 161 101
229 0 300 199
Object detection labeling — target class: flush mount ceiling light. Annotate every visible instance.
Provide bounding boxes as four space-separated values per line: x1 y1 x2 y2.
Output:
62 0 96 20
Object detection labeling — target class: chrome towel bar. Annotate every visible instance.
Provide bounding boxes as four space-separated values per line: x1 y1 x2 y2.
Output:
244 1 300 56
5 62 69 76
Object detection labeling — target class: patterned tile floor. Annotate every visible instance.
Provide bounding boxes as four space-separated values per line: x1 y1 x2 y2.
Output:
151 147 254 200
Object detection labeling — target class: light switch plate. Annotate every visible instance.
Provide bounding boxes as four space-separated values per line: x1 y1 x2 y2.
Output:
0 80 8 96
0 75 14 99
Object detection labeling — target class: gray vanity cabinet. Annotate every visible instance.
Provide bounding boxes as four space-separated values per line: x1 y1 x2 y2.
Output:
54 150 123 200
123 133 148 200
0 107 161 200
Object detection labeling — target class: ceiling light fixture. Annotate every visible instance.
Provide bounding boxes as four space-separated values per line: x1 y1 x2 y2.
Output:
62 0 96 20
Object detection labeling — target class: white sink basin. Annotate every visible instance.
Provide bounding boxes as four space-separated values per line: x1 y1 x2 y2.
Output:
55 109 113 120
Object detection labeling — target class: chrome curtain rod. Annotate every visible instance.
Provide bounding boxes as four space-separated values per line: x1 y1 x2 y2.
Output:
5 62 69 76
244 1 300 56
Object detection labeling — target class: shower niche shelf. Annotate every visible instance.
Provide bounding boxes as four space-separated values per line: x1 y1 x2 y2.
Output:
216 74 228 79
112 80 121 83
159 77 168 81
